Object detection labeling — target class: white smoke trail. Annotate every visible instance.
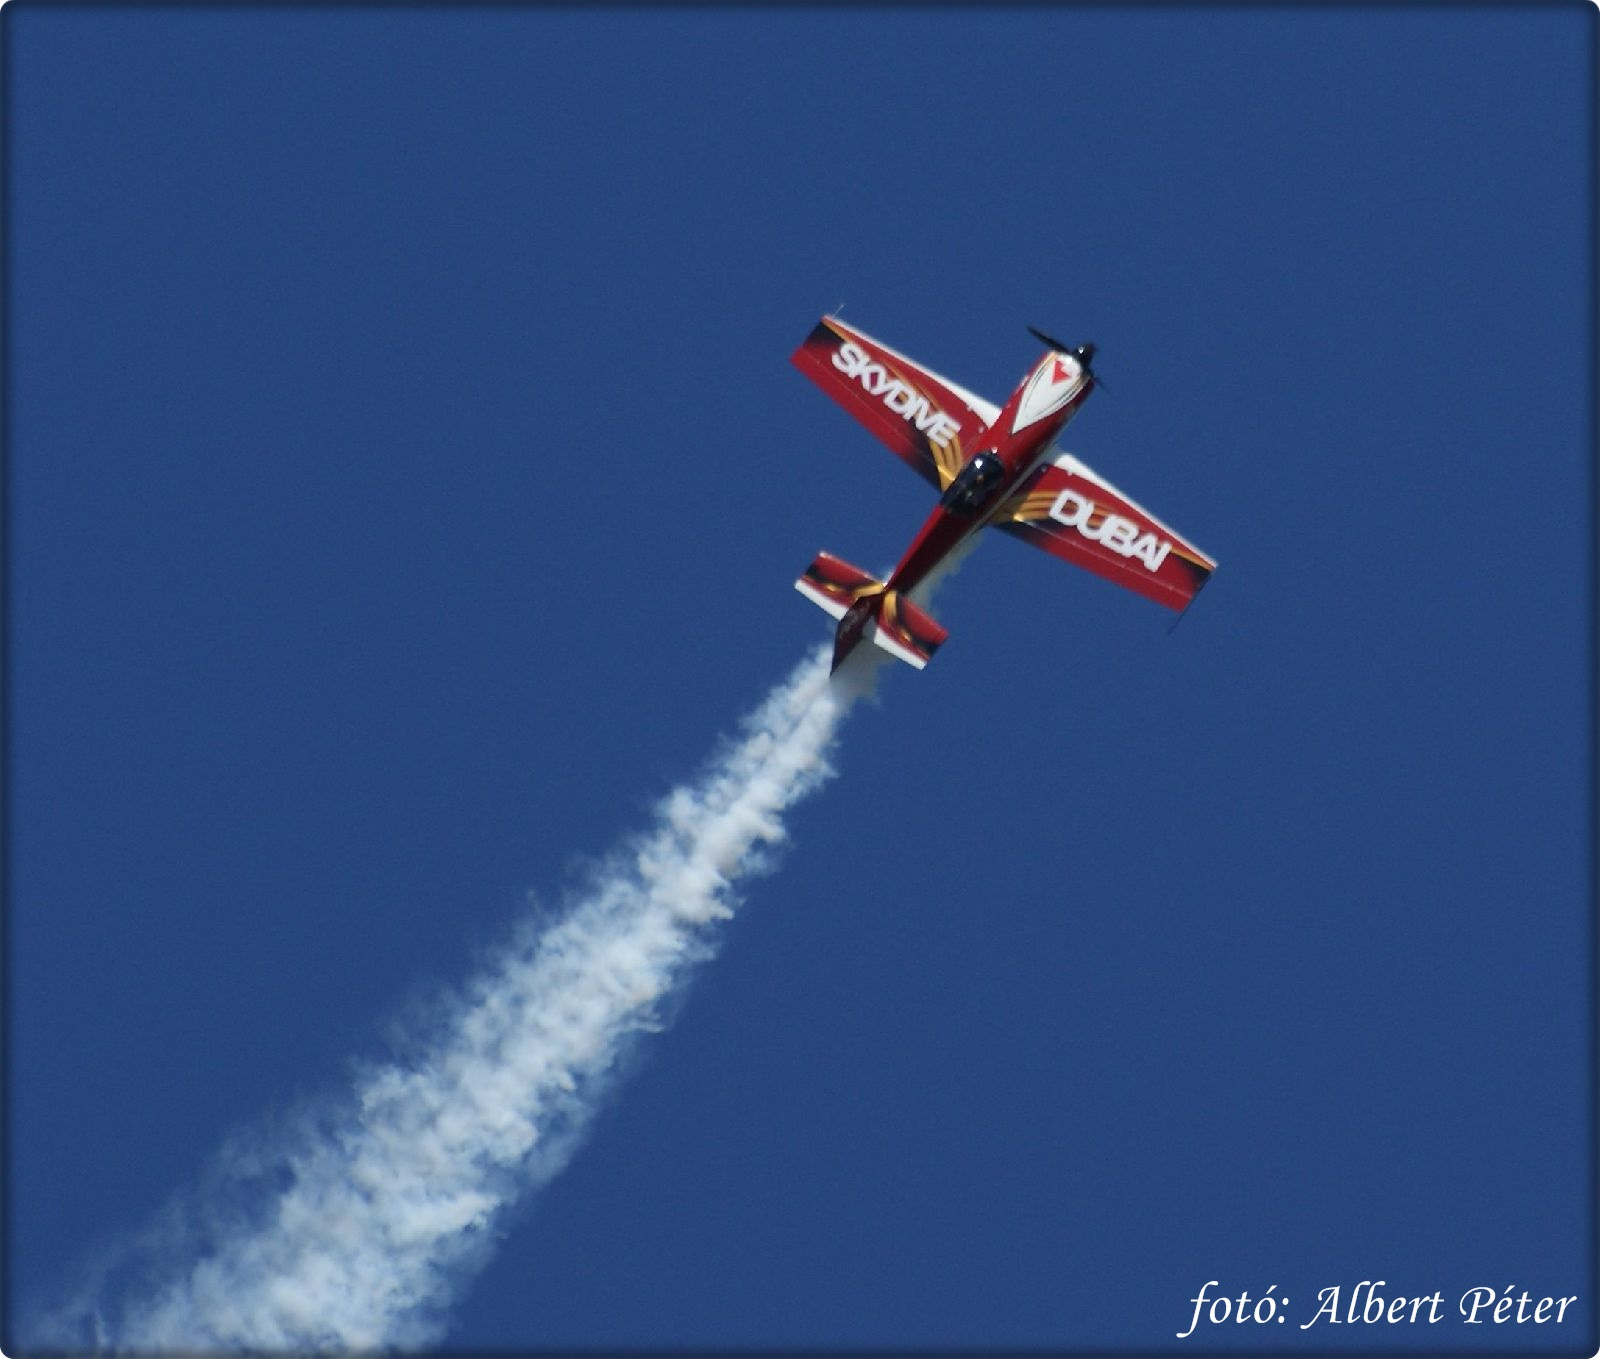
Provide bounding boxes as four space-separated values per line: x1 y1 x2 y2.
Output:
37 646 862 1353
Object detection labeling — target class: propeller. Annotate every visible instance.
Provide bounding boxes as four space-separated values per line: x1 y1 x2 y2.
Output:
1026 325 1074 353
1027 326 1105 393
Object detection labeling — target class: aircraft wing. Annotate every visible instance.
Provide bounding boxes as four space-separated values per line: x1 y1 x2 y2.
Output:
792 317 1000 492
995 451 1216 611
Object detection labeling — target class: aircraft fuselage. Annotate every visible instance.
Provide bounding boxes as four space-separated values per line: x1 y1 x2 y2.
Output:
889 353 1095 601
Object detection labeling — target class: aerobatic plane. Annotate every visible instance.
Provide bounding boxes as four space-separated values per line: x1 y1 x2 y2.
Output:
792 316 1216 672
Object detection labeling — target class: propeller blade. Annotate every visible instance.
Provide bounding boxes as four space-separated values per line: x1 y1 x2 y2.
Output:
1027 325 1073 353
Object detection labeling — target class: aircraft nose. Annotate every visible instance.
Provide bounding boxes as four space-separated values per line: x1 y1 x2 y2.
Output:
1075 342 1097 368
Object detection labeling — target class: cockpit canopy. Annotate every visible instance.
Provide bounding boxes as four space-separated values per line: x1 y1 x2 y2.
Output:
940 451 1006 516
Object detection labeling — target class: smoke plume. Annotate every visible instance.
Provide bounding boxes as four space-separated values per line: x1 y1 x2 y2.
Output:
35 646 864 1352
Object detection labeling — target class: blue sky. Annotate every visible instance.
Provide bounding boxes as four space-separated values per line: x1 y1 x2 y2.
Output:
5 3 1593 1352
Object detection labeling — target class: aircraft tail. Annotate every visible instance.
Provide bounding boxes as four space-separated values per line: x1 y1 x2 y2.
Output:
795 552 948 672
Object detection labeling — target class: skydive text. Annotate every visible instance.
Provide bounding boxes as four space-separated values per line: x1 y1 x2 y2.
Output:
831 341 963 449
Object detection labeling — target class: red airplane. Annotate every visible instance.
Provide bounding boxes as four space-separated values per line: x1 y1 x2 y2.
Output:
792 316 1216 672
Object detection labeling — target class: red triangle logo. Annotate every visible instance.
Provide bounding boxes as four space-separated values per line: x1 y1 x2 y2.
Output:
1052 356 1074 384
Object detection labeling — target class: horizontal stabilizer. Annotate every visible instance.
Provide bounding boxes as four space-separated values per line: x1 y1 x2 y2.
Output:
795 551 882 620
794 552 948 673
867 591 947 670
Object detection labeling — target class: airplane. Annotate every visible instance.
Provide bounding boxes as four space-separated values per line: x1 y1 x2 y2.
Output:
791 316 1216 672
